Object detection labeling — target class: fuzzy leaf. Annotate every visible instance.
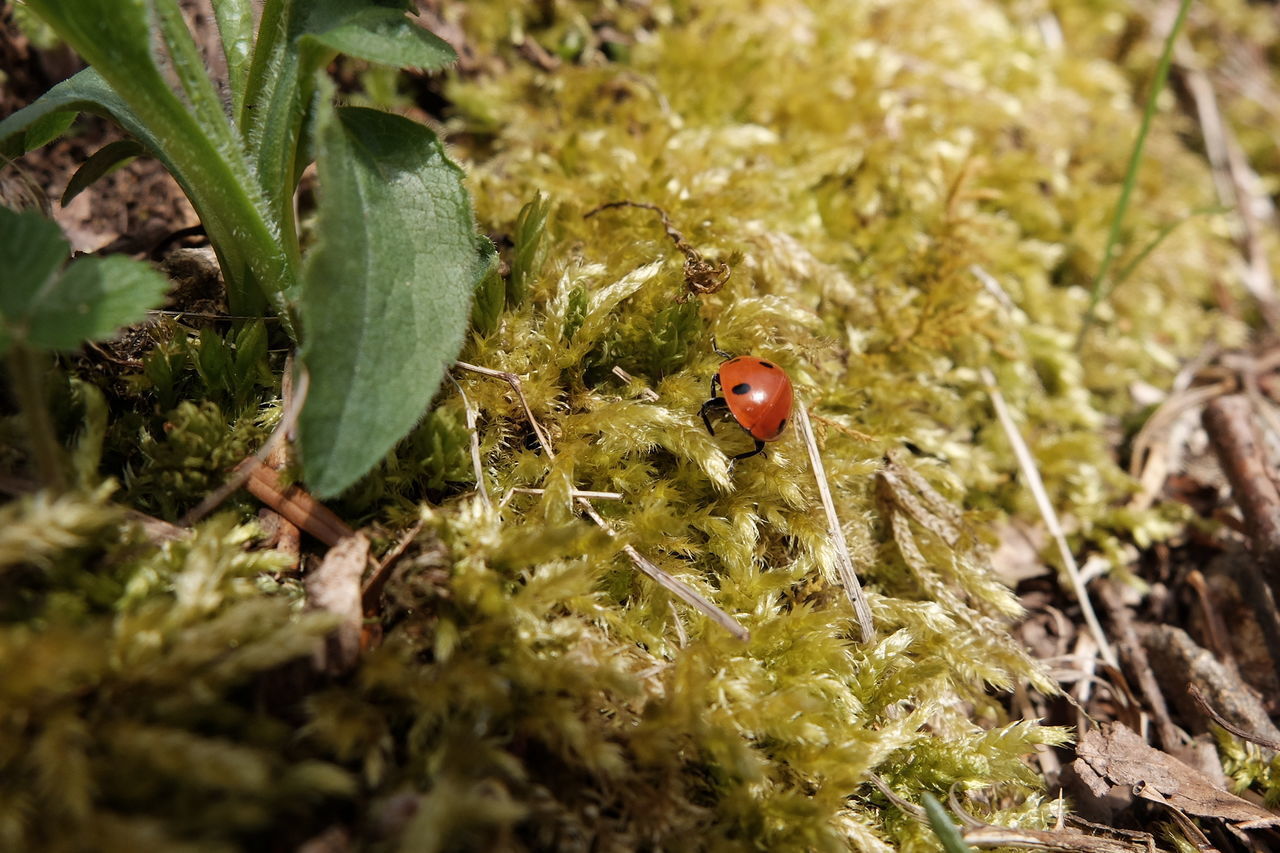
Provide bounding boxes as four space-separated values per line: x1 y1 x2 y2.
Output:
24 256 170 351
211 0 255 118
0 206 168 353
242 0 455 237
13 0 230 168
0 207 68 321
298 105 493 497
8 4 291 318
301 4 456 71
0 68 160 162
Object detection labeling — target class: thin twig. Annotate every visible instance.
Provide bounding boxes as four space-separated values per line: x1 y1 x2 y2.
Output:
866 774 924 818
584 200 730 300
795 403 874 642
262 357 300 571
611 365 660 402
577 500 749 641
946 786 985 828
1187 683 1280 752
510 487 624 500
361 521 424 613
239 460 354 546
962 826 1149 853
1202 394 1280 577
980 367 1116 667
1184 570 1235 670
1176 55 1279 332
455 361 553 452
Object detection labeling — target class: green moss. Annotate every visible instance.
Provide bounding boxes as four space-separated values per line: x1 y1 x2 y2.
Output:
7 0 1278 847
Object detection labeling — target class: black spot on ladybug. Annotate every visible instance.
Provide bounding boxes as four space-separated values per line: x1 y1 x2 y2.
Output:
759 361 775 369
777 417 787 432
731 383 751 395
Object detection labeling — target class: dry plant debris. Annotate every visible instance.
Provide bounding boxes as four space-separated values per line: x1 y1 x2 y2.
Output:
1072 723 1280 830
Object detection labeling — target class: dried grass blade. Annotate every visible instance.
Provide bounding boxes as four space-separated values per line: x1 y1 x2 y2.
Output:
795 403 875 643
980 367 1116 667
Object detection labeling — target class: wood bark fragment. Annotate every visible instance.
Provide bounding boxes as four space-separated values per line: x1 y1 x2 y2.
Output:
1203 395 1280 581
1201 394 1280 687
240 459 354 546
1137 622 1280 748
1073 723 1280 828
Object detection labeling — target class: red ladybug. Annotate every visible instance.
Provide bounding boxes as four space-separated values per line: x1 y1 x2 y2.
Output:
699 353 794 460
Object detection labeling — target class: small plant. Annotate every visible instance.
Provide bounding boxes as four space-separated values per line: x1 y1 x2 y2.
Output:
0 206 170 490
1 0 495 496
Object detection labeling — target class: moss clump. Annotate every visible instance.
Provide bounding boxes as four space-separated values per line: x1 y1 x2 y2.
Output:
0 496 342 851
8 0 1278 848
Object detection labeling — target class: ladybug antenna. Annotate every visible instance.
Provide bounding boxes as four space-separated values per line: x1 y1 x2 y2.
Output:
709 335 732 361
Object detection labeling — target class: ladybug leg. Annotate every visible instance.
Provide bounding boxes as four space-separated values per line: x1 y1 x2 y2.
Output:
729 439 766 462
700 397 727 436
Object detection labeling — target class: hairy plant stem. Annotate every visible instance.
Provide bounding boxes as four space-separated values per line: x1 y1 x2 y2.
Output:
6 343 66 491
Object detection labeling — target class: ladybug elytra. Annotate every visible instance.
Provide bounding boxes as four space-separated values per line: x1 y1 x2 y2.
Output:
699 354 794 461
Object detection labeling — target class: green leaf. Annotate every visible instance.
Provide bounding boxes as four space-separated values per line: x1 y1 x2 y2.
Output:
0 207 68 321
25 255 170 351
470 263 505 336
210 0 256 120
302 6 456 71
232 319 271 404
0 204 169 354
0 70 123 159
241 0 455 244
154 0 238 150
298 105 493 497
3 110 75 158
61 139 145 205
195 326 234 394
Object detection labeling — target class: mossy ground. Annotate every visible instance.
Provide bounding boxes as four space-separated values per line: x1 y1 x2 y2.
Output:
3 0 1278 850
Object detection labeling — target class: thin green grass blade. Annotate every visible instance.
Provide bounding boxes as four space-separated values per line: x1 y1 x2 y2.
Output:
1107 205 1227 295
922 793 976 853
1078 0 1194 346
